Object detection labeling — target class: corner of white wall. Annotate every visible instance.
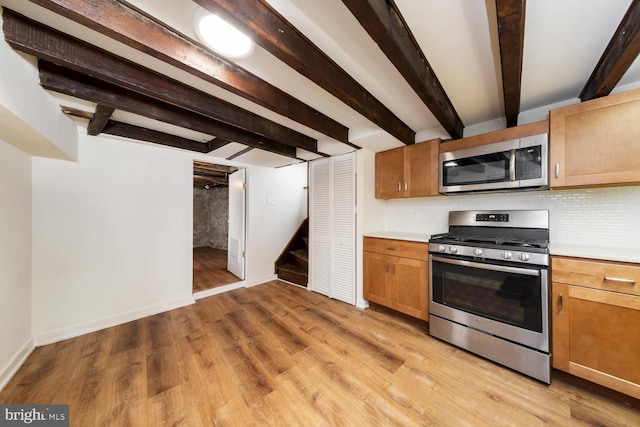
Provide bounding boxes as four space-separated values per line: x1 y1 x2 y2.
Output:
244 162 308 283
31 136 195 342
0 139 34 391
355 149 384 309
0 25 78 160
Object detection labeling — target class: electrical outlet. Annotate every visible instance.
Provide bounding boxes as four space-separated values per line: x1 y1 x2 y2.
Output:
266 196 276 206
412 211 420 222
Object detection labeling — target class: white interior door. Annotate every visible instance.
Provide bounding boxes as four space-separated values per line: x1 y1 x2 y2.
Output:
227 169 246 279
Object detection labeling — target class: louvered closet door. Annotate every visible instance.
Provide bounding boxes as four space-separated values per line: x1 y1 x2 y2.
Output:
309 153 356 305
330 153 356 304
309 158 331 297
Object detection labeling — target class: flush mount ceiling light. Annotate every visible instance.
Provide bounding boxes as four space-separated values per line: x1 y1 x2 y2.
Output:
195 8 254 59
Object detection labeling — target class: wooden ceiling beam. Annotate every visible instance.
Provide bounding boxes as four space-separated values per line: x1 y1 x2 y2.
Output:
193 161 237 174
193 175 228 188
36 60 302 159
207 138 232 152
580 0 640 101
102 121 214 153
62 106 213 152
227 147 254 160
2 9 317 154
195 0 413 145
25 0 350 143
40 61 300 158
496 0 526 127
87 104 115 135
341 0 464 139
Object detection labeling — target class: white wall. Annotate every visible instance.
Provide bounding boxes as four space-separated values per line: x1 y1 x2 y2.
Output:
31 135 194 343
0 17 78 160
245 162 308 285
30 134 310 343
0 139 33 390
356 149 385 308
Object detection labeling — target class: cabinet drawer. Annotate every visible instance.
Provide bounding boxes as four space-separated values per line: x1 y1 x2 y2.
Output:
363 237 428 261
552 256 640 296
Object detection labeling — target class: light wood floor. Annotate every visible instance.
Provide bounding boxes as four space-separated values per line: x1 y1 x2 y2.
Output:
193 246 241 292
2 280 639 426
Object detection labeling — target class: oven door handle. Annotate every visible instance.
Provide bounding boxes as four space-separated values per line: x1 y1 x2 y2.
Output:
431 256 541 277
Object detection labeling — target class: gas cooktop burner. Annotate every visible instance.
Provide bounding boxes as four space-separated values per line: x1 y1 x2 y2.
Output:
428 210 550 264
429 233 549 250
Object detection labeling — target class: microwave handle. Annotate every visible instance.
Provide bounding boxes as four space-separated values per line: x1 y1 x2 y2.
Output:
509 149 516 181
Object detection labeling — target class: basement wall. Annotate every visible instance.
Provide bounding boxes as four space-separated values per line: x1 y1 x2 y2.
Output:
0 139 33 391
193 185 229 249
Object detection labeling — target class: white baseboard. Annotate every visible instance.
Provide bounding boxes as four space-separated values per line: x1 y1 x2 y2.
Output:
34 295 196 346
245 274 277 287
193 281 245 300
192 275 278 301
0 338 35 392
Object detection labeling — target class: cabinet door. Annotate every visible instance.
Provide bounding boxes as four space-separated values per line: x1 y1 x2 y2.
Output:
406 139 439 197
391 257 429 320
363 252 390 306
550 89 640 188
554 284 640 399
375 147 405 199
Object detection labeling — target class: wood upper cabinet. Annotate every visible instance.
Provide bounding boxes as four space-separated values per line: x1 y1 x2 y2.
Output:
375 139 439 199
551 256 640 399
363 237 429 320
549 88 640 188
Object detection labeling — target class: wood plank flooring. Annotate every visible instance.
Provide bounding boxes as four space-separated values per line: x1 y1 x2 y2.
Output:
193 246 240 292
2 280 640 426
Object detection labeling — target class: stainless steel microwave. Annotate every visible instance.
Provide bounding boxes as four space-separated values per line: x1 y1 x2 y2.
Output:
439 133 548 194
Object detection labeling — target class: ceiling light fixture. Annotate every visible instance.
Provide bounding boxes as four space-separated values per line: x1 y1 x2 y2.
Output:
195 9 254 59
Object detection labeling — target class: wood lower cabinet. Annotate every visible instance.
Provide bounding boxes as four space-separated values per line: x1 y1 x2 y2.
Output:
375 139 439 199
549 88 640 188
363 237 428 320
552 256 640 399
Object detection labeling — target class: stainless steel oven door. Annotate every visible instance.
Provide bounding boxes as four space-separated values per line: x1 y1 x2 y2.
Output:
429 255 549 352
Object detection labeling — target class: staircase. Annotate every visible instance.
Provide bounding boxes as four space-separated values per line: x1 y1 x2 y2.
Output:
275 218 308 287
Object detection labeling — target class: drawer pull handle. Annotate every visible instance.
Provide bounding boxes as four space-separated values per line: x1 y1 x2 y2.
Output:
386 247 396 251
604 276 636 285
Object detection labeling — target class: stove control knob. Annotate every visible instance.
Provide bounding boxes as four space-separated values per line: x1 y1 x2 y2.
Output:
449 246 458 254
502 251 513 260
438 245 447 253
473 249 483 257
519 253 530 262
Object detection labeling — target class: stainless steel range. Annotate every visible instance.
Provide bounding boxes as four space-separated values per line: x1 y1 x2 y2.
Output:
428 210 550 383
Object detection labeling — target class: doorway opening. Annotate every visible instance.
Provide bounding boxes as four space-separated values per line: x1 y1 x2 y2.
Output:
192 161 245 294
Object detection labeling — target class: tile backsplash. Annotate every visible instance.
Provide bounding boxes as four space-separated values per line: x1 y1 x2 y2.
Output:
384 186 640 257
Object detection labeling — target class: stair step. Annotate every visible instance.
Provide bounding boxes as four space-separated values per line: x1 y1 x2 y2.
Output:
289 249 308 270
278 264 308 287
290 248 308 261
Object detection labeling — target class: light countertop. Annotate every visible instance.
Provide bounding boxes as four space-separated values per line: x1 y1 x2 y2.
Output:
363 231 431 244
549 243 640 264
364 232 640 264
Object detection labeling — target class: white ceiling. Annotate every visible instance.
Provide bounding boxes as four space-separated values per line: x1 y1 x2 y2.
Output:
3 0 639 167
